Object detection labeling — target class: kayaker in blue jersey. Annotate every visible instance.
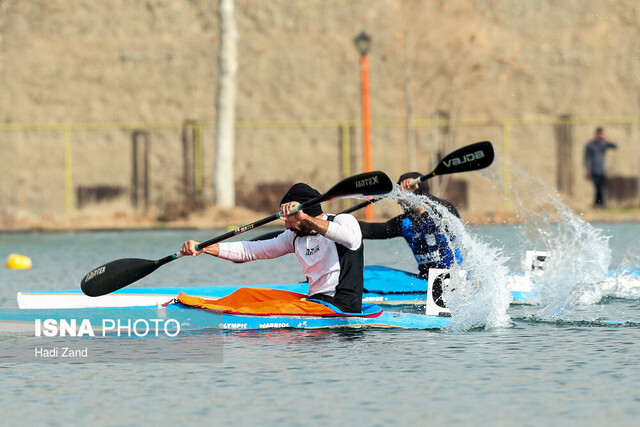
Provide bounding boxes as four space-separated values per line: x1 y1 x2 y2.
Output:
180 183 365 313
358 172 462 280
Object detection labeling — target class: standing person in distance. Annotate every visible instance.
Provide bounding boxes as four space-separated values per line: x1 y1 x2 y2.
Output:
583 127 617 207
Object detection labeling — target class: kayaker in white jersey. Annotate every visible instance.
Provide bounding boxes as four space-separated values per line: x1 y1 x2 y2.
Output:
180 183 365 313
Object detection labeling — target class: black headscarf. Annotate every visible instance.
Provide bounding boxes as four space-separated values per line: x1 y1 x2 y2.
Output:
280 183 323 217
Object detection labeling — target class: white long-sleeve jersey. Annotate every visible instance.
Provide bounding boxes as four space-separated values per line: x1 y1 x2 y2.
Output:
217 213 362 298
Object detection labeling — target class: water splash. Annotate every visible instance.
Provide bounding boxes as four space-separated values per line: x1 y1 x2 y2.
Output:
607 267 640 300
383 186 512 331
442 239 512 332
506 170 612 319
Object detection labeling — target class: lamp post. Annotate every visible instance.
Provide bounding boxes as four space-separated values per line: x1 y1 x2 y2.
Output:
354 31 374 220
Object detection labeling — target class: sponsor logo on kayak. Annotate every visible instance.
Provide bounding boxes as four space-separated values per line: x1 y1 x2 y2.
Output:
355 175 380 188
259 322 290 329
221 323 248 330
84 266 106 282
34 318 181 337
442 150 485 168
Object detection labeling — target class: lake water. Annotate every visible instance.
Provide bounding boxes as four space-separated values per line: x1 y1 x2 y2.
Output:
1 222 640 426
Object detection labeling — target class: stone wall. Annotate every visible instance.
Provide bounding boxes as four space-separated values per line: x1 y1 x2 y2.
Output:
1 0 639 223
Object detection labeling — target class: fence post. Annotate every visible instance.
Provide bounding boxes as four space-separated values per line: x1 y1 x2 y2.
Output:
182 121 195 202
64 126 73 215
502 120 512 208
339 123 352 210
182 120 204 209
131 130 150 213
194 122 204 200
555 114 574 195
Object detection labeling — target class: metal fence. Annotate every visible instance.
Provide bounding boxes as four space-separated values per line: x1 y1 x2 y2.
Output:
1 116 638 222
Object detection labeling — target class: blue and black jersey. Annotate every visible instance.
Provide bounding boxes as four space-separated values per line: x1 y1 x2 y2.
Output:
359 196 462 279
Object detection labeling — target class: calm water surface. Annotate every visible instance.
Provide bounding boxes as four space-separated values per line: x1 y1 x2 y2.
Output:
1 223 639 426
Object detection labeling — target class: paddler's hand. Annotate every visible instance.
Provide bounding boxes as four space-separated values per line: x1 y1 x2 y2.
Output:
280 201 314 235
399 177 419 192
397 177 427 213
279 201 307 223
181 240 204 257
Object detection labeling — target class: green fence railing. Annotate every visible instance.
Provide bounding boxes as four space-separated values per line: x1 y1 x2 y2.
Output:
1 116 638 216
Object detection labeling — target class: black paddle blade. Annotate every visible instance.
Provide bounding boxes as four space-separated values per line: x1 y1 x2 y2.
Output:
321 170 393 201
430 141 494 177
81 258 160 297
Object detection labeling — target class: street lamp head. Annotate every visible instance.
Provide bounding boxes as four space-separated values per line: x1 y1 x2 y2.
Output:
354 31 372 57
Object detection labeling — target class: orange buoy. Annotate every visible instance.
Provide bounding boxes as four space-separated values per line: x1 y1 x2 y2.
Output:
6 253 32 269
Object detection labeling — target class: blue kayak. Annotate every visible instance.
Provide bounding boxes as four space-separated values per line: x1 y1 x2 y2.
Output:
15 265 639 310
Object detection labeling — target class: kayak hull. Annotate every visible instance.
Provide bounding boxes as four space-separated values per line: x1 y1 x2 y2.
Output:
14 265 640 310
0 303 451 333
17 283 309 309
16 265 541 309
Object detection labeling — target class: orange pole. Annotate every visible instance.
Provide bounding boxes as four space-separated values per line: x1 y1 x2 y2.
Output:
360 54 373 220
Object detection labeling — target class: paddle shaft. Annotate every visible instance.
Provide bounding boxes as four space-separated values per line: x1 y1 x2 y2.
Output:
157 201 313 267
155 212 281 267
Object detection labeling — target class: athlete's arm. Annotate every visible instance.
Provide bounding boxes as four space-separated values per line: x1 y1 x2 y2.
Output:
358 216 403 240
325 214 362 250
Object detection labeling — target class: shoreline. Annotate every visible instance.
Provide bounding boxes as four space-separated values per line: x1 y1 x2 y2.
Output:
2 205 640 233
